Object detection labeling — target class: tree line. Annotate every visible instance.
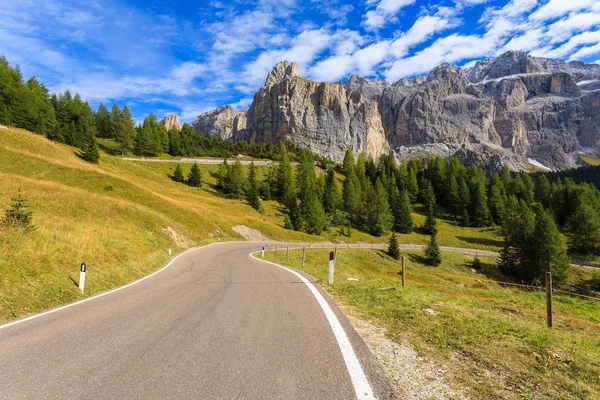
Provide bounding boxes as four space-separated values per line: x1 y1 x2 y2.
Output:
0 55 320 164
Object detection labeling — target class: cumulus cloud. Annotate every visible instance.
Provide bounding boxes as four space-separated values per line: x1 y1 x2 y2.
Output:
363 0 416 30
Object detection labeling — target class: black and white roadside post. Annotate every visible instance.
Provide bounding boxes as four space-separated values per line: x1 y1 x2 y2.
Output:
79 263 87 294
328 251 335 285
261 246 265 258
168 247 172 256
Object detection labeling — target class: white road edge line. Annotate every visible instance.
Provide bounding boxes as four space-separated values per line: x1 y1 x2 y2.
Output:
250 253 376 400
0 243 222 331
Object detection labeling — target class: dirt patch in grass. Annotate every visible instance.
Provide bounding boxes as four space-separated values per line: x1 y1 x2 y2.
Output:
347 314 467 400
232 225 270 241
162 226 194 249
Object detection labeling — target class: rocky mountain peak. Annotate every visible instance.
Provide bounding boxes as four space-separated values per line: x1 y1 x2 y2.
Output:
191 52 600 170
265 61 299 87
162 114 182 131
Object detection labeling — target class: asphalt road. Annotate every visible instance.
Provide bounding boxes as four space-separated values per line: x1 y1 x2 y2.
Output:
0 242 396 400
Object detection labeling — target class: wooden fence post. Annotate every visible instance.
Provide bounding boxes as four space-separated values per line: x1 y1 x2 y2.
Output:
302 247 306 268
546 271 553 328
402 256 406 288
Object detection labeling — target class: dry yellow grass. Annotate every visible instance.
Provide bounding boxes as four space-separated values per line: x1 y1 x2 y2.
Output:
0 127 503 322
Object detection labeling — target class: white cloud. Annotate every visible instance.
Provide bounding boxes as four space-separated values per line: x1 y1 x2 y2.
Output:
570 42 600 60
363 0 416 30
546 12 600 44
389 15 456 58
500 28 545 52
384 33 498 80
536 30 600 58
529 0 596 21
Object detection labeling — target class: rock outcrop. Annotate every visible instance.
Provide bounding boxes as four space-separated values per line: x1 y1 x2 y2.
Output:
162 114 182 131
239 61 388 161
191 105 246 140
191 51 600 170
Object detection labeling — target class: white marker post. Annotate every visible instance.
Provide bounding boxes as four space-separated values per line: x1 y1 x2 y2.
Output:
79 263 86 294
328 251 335 285
168 247 172 256
261 246 265 258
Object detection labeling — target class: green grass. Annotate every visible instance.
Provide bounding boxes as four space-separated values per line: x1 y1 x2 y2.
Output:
262 247 600 399
1 127 502 323
578 154 600 166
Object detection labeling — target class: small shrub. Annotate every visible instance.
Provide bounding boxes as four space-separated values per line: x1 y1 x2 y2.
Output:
472 256 482 270
2 193 34 230
388 232 401 260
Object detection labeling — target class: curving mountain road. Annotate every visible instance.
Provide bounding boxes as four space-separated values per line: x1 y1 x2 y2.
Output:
0 242 395 400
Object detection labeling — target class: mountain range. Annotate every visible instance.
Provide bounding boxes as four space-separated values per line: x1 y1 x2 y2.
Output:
186 51 600 170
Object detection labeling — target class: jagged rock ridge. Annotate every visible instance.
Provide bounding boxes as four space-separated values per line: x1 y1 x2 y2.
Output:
191 51 600 170
162 114 182 131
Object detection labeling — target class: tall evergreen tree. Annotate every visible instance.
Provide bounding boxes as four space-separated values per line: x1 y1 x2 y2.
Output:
498 196 536 282
216 159 229 190
168 128 181 156
224 159 246 199
470 178 490 227
422 180 437 234
566 203 600 255
322 167 342 215
388 232 401 260
134 117 157 156
109 103 122 139
117 105 135 155
530 207 570 285
363 179 393 236
488 176 507 225
81 127 100 163
172 164 185 183
342 152 362 227
424 227 442 266
246 161 262 212
96 103 111 138
187 163 202 187
391 188 413 234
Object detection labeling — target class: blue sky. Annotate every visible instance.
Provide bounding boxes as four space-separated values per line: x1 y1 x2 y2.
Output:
2 0 600 124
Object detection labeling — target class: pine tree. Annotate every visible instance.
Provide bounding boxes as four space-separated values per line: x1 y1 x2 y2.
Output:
388 232 401 260
168 128 181 156
406 167 419 203
391 188 413 234
187 163 202 187
297 151 325 234
458 177 471 227
364 179 393 236
535 175 551 208
424 227 442 266
283 214 293 230
342 153 362 227
96 103 111 138
422 180 437 234
488 176 507 225
216 159 229 190
172 164 185 183
566 203 600 255
81 127 100 163
246 161 262 212
531 207 570 286
118 106 135 155
470 178 490 227
109 102 122 139
322 167 342 215
2 192 34 229
225 159 245 198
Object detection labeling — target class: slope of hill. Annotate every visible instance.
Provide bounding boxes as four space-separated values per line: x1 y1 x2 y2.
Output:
0 127 504 322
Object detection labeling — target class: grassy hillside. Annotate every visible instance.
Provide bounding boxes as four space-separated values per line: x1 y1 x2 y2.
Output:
263 248 600 399
1 127 502 322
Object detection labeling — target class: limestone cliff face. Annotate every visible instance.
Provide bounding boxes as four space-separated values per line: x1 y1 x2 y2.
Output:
191 105 246 140
239 61 387 161
161 114 182 131
191 51 600 169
